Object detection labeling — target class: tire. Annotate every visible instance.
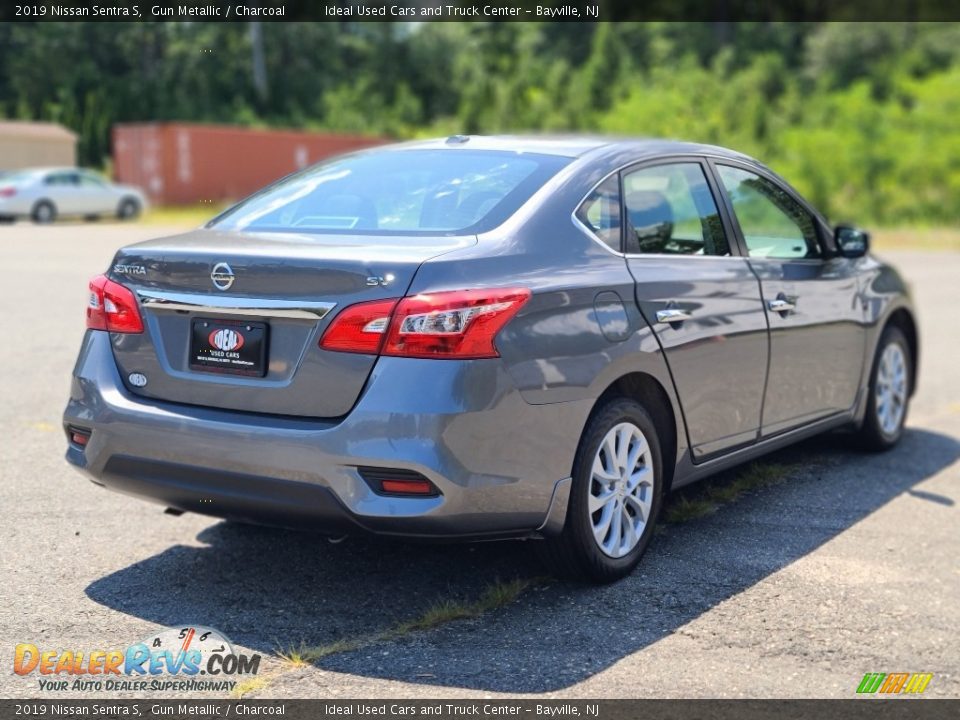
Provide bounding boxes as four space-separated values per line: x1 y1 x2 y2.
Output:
541 398 664 583
117 198 141 221
31 200 56 224
858 325 911 451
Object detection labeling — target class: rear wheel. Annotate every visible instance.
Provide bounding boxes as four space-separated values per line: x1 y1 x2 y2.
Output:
541 398 664 583
117 198 141 221
31 200 56 224
858 325 911 451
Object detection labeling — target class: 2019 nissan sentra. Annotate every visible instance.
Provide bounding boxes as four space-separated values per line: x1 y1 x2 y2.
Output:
62 137 917 582
0 167 146 223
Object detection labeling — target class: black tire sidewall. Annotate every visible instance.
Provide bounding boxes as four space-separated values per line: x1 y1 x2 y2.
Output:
862 326 911 449
32 201 55 223
118 198 140 219
563 398 664 581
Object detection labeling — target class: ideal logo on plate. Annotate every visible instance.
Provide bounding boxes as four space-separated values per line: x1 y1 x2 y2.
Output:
209 328 244 352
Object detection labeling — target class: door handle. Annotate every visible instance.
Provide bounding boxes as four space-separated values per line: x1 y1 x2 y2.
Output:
767 297 796 314
655 308 693 325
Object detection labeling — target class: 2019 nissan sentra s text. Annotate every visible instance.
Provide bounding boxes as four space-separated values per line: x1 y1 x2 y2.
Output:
63 136 918 582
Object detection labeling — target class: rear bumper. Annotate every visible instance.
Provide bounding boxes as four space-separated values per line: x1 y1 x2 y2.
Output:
0 198 30 217
64 331 585 539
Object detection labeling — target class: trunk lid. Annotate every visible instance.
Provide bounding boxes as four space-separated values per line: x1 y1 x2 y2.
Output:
107 228 475 418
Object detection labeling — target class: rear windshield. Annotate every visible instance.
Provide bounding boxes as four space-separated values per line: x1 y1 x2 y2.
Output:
0 170 42 184
209 149 571 235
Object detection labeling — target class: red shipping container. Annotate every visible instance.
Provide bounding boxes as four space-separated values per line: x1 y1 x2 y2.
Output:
112 122 387 205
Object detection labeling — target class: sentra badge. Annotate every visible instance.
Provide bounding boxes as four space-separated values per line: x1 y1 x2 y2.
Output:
113 264 146 276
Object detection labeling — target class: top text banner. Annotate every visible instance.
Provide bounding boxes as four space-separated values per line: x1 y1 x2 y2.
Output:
3 0 960 22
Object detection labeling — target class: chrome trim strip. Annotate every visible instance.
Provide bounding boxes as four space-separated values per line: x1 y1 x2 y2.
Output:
137 290 336 320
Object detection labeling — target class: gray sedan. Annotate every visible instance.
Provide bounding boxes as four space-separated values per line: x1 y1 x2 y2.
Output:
0 167 146 223
62 137 917 582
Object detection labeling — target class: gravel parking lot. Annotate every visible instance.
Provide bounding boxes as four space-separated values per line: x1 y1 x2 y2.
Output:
1 222 957 699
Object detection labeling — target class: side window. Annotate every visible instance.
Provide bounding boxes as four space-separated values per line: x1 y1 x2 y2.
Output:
45 172 78 187
621 163 730 256
79 173 106 188
576 175 621 251
717 165 820 259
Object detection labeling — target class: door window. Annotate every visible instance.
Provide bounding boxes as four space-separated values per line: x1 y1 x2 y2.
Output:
621 163 730 256
78 172 107 188
44 172 78 186
717 165 821 259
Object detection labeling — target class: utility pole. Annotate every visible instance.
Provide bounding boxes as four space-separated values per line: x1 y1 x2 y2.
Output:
250 20 268 103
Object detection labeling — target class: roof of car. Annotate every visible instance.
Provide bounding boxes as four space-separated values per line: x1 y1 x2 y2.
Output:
10 166 96 175
392 135 755 161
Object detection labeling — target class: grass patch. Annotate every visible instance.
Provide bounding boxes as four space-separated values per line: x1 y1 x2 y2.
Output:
259 577 540 696
664 461 794 524
138 202 229 228
664 495 718 523
871 227 960 253
388 600 477 636
475 576 531 611
276 638 362 668
387 577 535 638
233 674 274 699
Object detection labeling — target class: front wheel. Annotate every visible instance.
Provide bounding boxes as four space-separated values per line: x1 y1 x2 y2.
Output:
541 398 664 583
117 198 141 220
858 325 911 451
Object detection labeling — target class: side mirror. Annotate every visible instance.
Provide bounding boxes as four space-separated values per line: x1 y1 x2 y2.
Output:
835 225 870 258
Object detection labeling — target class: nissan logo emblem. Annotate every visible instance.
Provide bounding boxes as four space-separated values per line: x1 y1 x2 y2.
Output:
211 262 235 291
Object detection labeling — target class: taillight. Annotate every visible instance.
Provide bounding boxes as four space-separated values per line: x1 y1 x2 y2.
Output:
86 274 144 334
318 298 399 354
384 288 531 358
319 287 530 359
0 187 15 197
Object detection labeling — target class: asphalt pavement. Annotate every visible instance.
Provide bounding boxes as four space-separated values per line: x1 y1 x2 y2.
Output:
1 222 956 699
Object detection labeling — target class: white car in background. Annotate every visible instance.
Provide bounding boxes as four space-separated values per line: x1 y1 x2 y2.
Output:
0 167 147 223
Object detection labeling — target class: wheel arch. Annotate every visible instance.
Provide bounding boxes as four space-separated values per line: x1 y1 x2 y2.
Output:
589 372 679 493
884 307 919 397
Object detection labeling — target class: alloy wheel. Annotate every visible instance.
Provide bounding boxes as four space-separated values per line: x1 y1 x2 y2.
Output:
875 342 907 436
589 422 655 558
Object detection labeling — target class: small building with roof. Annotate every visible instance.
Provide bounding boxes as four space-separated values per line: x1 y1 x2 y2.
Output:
0 121 78 171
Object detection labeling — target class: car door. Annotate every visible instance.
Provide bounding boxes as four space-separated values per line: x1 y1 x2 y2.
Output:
77 171 118 214
43 171 82 215
621 159 770 461
712 162 866 436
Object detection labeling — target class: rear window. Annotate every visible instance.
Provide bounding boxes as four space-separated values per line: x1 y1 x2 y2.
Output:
210 149 571 235
1 170 42 184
